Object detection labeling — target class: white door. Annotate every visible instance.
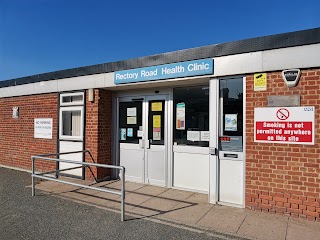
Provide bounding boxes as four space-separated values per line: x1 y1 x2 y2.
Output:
58 92 85 178
118 94 167 186
209 78 244 207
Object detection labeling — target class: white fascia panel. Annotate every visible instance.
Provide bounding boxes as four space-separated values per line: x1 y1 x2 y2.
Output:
213 52 262 77
262 44 320 71
57 73 104 91
0 80 58 98
104 72 116 88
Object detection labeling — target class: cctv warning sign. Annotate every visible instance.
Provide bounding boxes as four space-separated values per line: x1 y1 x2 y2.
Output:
254 107 315 145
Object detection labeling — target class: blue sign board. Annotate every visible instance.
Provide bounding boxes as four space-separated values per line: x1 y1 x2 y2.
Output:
114 58 213 84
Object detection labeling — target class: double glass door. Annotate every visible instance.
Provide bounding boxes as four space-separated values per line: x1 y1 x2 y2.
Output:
118 94 167 186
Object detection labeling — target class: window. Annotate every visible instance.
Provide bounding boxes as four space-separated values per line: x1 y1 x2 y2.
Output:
119 101 143 144
62 110 81 136
219 78 243 152
59 106 83 140
60 92 84 106
173 86 209 147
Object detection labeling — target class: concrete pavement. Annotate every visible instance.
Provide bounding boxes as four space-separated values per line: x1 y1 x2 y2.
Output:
34 176 320 240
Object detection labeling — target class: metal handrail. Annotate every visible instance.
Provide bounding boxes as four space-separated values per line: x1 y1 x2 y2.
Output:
31 149 126 221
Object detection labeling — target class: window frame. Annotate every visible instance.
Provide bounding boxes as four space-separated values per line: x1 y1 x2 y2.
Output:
60 92 84 106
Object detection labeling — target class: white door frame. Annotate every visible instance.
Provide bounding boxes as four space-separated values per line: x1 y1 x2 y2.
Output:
209 77 246 208
58 92 85 179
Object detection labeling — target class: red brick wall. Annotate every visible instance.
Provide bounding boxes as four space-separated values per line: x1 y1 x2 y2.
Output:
85 89 112 181
0 93 58 172
246 68 320 221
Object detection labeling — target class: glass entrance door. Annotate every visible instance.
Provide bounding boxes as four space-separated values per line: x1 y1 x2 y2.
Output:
118 94 167 186
209 77 244 206
218 78 244 206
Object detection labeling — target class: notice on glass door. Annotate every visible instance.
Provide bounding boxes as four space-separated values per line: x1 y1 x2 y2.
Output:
176 103 185 130
127 116 137 124
200 131 210 141
153 127 161 140
120 128 126 140
152 102 162 111
187 131 200 141
127 128 133 137
153 115 161 128
127 107 136 116
225 114 237 131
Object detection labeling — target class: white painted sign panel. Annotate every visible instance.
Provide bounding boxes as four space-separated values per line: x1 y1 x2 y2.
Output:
254 107 315 145
34 118 53 139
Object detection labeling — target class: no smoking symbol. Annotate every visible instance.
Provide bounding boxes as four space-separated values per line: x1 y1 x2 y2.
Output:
276 108 290 120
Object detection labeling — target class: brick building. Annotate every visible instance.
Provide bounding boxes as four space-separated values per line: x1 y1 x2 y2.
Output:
1 28 320 221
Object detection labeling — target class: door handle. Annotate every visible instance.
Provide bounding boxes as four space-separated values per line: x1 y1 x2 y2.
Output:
223 153 238 158
210 148 218 155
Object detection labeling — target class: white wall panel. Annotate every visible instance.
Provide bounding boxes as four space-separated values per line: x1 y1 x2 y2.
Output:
173 152 209 192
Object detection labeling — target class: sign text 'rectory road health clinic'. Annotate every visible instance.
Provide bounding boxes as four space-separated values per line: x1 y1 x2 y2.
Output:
114 59 213 84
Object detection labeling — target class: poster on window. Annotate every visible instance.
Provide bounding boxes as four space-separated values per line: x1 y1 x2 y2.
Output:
120 128 126 140
127 128 133 137
127 116 137 124
153 128 161 140
153 115 161 128
152 102 162 111
187 131 200 141
127 107 136 116
225 114 237 131
176 103 185 130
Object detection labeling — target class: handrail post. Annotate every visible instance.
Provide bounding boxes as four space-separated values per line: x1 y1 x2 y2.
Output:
31 156 35 196
121 167 125 221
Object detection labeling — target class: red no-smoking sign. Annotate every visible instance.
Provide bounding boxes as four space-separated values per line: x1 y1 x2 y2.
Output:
254 106 315 145
276 108 290 120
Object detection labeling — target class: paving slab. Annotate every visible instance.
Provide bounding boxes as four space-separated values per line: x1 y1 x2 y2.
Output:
196 205 247 234
73 188 100 196
35 180 66 192
46 183 80 193
161 201 213 225
237 211 288 240
134 185 168 196
185 192 209 204
157 188 194 201
124 192 154 210
286 217 320 240
80 193 121 209
96 180 122 189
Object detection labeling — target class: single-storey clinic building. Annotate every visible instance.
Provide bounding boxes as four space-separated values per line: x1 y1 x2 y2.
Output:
1 28 320 221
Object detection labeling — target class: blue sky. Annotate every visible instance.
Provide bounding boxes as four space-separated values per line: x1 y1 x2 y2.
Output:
0 0 319 81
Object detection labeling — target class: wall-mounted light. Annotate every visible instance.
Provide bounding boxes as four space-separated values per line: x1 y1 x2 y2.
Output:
12 107 19 118
88 88 95 102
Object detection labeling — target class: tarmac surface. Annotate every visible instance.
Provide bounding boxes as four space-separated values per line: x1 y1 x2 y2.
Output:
0 167 244 240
